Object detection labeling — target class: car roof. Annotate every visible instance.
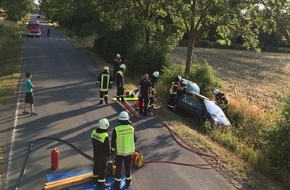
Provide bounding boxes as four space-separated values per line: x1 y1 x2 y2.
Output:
29 20 39 24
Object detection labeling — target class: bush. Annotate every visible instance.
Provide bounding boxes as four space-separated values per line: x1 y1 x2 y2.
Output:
189 61 223 97
156 60 222 101
262 93 290 185
126 47 167 77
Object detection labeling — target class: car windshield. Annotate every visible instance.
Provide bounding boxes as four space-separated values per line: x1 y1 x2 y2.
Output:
28 23 39 28
204 99 223 115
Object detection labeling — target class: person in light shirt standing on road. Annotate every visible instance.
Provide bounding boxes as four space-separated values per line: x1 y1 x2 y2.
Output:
23 72 37 115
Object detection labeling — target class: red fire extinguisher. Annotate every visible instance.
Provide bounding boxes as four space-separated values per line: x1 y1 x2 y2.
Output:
51 147 59 170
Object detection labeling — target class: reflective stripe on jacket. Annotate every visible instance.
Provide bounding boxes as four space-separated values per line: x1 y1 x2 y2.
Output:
115 125 135 156
97 72 112 92
91 130 108 143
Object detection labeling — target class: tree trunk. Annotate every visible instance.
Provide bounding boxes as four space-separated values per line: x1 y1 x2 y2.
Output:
185 29 197 77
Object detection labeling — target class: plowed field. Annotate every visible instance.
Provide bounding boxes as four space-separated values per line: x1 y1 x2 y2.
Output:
172 47 290 113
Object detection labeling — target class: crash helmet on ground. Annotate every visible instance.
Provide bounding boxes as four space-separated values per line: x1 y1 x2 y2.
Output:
97 118 110 130
153 71 159 78
103 66 109 71
119 111 130 121
213 89 219 95
116 54 121 59
175 75 182 82
119 64 126 70
181 79 188 86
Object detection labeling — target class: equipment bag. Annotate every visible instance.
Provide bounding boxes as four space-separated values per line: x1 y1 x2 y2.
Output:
131 151 144 168
106 157 116 176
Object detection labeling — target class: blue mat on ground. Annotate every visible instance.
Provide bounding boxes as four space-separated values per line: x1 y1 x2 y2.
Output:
46 170 131 190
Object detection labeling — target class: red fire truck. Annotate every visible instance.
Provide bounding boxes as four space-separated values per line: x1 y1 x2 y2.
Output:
27 20 42 37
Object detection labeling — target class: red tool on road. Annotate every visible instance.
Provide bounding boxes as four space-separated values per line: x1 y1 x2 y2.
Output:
116 100 140 118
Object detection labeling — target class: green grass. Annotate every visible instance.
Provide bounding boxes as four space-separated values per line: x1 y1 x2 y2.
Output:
0 20 25 105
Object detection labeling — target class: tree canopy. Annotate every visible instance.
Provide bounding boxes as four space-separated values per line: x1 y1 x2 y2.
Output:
2 0 34 21
7 0 289 75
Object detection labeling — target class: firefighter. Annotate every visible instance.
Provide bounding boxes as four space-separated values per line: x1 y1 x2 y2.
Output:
115 64 126 102
213 89 229 111
111 111 137 190
91 118 110 188
148 71 159 111
176 79 188 102
168 75 182 108
138 73 152 116
96 66 113 105
151 71 159 89
113 54 122 82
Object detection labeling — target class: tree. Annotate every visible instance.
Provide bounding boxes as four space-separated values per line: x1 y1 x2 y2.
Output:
4 0 34 21
172 0 286 76
257 0 290 44
90 0 185 74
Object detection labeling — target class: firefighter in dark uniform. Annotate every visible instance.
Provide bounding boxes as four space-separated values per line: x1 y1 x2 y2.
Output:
111 111 137 190
213 88 229 111
176 79 188 102
138 73 152 116
96 66 113 105
148 71 159 111
168 75 182 108
91 118 110 188
113 54 122 82
115 64 126 102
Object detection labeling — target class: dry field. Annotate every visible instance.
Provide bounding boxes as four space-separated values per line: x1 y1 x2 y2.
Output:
171 47 290 114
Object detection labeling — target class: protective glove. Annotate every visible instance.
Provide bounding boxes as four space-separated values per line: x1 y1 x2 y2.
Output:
111 148 116 155
96 82 99 88
109 84 112 89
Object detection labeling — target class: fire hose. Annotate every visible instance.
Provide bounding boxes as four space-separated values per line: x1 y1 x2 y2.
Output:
14 122 219 189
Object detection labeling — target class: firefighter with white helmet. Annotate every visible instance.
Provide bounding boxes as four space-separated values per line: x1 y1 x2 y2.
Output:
113 53 122 81
91 118 110 188
111 111 137 189
148 71 160 112
96 66 113 104
115 64 126 102
213 88 229 111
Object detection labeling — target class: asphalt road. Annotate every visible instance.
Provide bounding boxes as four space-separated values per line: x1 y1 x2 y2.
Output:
2 24 237 190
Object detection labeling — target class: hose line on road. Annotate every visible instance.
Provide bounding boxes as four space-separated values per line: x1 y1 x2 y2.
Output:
14 123 219 189
15 137 94 190
144 121 220 167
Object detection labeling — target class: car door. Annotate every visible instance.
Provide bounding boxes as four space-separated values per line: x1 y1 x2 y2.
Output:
178 93 203 117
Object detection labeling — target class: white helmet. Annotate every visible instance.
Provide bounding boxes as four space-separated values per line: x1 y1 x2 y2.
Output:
97 118 110 130
153 71 159 78
119 64 126 70
213 89 219 95
116 54 121 59
119 111 129 121
103 66 109 71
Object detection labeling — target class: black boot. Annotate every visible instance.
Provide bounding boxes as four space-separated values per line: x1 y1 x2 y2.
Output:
104 96 108 104
114 181 120 190
98 100 103 105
